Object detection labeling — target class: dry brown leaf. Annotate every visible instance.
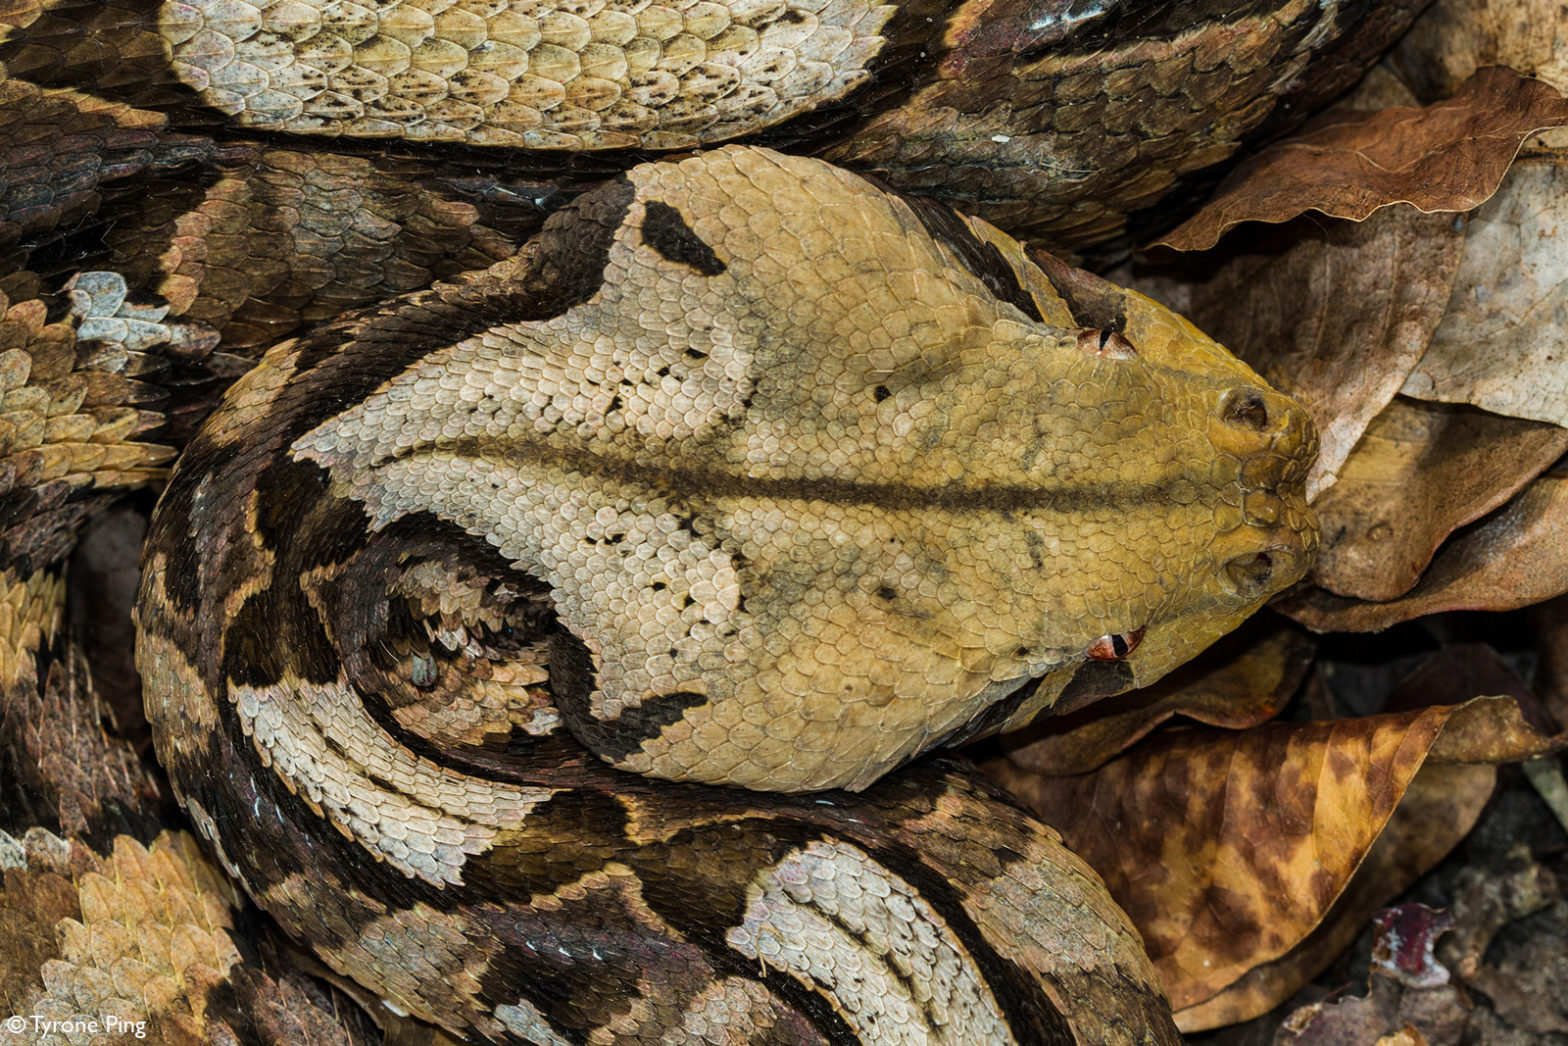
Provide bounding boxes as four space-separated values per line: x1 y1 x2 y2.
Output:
1309 398 1568 601
1125 206 1464 498
1392 0 1568 103
1398 158 1568 427
1177 764 1495 1031
985 696 1560 1024
997 621 1313 777
1382 646 1563 763
1280 466 1568 632
1155 67 1568 252
989 710 1452 1013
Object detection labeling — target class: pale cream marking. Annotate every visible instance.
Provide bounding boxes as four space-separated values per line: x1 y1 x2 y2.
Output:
663 976 793 1045
300 451 742 719
882 789 1170 1044
724 839 1016 1046
0 829 23 870
497 998 575 1046
229 674 550 885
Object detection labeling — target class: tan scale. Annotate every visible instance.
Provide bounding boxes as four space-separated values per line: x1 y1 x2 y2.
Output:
159 0 895 148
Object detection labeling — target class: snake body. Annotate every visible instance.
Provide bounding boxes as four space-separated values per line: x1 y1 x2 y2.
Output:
0 2 1405 1042
131 147 1316 1044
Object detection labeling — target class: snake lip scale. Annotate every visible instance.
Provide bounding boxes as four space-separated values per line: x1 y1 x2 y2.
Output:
0 1 1414 1042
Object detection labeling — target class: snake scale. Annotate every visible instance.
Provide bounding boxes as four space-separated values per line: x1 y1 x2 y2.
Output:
0 1 1414 1043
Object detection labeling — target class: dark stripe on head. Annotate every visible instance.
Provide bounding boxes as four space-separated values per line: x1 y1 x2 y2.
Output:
428 436 1186 515
1025 248 1129 333
904 197 1043 323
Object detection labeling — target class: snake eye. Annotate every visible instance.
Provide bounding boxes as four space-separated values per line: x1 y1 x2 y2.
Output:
1076 328 1138 359
1086 627 1145 661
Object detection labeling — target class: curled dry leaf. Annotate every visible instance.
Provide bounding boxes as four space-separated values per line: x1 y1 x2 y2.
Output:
1379 643 1565 765
1309 397 1568 601
1280 466 1568 632
985 696 1562 1029
1399 158 1568 427
1125 206 1464 499
997 621 1313 777
1155 67 1568 252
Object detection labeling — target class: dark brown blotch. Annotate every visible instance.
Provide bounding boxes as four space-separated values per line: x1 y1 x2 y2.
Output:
640 200 726 277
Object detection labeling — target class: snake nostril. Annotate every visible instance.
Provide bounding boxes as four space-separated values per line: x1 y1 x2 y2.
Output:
1221 388 1270 432
1224 550 1275 595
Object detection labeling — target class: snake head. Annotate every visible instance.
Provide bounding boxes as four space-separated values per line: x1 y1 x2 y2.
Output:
155 147 1316 799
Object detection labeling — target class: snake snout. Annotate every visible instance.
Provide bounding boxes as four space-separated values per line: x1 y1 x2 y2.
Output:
1210 383 1321 597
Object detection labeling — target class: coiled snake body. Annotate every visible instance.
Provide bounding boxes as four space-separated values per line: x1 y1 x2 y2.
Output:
0 2 1408 1043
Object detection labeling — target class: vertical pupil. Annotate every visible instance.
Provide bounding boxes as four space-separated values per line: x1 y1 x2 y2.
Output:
1098 329 1112 350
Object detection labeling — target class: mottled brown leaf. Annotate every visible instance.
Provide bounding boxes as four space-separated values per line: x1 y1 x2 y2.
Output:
1125 206 1464 497
1156 67 1568 252
1281 466 1568 632
987 696 1561 1025
1399 158 1568 427
1310 398 1568 601
997 621 1313 777
1175 764 1494 1031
